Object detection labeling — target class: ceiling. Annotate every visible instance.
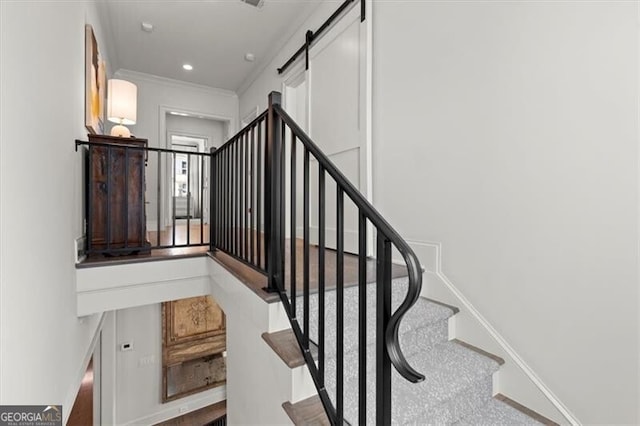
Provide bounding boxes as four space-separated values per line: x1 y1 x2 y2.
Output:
102 0 323 92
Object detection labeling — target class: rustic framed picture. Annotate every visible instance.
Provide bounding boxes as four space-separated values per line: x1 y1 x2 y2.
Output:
161 296 227 402
85 25 106 135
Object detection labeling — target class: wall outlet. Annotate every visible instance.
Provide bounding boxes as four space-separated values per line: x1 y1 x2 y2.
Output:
138 354 155 367
75 235 86 263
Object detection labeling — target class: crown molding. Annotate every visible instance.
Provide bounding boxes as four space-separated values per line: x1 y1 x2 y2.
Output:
114 69 238 99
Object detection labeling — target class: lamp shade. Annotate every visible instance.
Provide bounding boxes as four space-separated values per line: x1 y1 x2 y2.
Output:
107 79 137 125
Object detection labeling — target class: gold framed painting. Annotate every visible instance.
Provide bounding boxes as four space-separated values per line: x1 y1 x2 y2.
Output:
85 25 106 134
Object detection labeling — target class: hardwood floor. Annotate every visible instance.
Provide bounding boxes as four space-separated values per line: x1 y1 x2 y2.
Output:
147 222 210 246
67 358 93 426
80 224 408 303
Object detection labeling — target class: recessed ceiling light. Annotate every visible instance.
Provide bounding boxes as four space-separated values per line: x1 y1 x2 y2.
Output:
244 53 255 62
240 0 264 8
141 22 154 32
183 64 193 71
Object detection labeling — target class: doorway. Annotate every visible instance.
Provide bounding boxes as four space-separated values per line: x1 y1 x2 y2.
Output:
169 134 207 220
283 4 371 254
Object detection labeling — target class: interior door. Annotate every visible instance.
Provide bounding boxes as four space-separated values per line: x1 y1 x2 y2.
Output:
170 137 204 219
308 6 368 254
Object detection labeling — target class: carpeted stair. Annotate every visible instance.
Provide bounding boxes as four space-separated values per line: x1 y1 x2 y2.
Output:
291 277 546 425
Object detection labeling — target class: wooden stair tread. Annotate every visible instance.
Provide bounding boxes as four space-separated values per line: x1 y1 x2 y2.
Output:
495 394 560 426
208 251 278 303
283 396 330 426
262 329 305 368
452 338 505 365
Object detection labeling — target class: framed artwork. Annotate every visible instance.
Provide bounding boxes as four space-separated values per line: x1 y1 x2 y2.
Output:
85 25 106 134
161 296 227 402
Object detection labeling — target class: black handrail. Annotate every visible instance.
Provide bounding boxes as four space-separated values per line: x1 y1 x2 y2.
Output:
273 103 425 383
209 92 424 425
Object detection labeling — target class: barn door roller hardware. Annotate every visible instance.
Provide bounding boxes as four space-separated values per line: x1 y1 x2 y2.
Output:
277 0 365 75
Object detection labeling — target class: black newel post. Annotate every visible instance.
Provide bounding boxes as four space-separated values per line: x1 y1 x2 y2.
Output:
264 91 283 293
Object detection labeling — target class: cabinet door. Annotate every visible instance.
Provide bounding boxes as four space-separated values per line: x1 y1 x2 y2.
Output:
88 140 146 251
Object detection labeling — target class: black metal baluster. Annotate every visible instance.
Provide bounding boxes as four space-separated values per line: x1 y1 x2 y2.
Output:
237 139 241 258
290 130 297 311
201 154 204 245
245 133 249 262
264 118 270 273
172 152 177 247
87 146 93 254
250 127 255 265
257 121 263 269
187 154 191 245
358 210 367 423
318 164 326 385
303 147 310 346
376 233 392 425
211 150 224 248
239 134 244 259
233 140 238 256
225 147 230 251
209 149 216 249
239 138 243 257
156 151 161 248
280 120 286 294
336 188 344 423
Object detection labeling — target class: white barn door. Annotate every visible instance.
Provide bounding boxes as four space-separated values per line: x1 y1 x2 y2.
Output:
306 6 370 254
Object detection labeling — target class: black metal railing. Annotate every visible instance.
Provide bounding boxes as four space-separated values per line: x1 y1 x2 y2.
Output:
75 139 211 256
209 110 269 274
210 92 424 425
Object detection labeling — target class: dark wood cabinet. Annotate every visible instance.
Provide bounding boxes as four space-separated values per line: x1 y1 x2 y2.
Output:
86 134 150 255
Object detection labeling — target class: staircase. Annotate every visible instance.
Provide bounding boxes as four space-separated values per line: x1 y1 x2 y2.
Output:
210 91 557 424
276 277 554 425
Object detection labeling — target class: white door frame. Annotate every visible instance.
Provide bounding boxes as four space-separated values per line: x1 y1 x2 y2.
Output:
281 4 374 254
168 133 209 221
158 107 233 228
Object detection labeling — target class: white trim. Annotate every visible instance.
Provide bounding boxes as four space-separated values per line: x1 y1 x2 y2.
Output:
63 313 106 425
122 387 226 426
406 239 580 426
159 106 233 227
114 69 237 98
363 0 374 257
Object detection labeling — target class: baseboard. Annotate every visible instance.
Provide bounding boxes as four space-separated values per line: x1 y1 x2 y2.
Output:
405 239 579 426
122 387 226 426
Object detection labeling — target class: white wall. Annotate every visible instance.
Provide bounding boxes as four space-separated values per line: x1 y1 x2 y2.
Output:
0 1 109 421
113 69 238 147
114 303 225 425
238 1 342 115
111 70 238 226
372 1 638 424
